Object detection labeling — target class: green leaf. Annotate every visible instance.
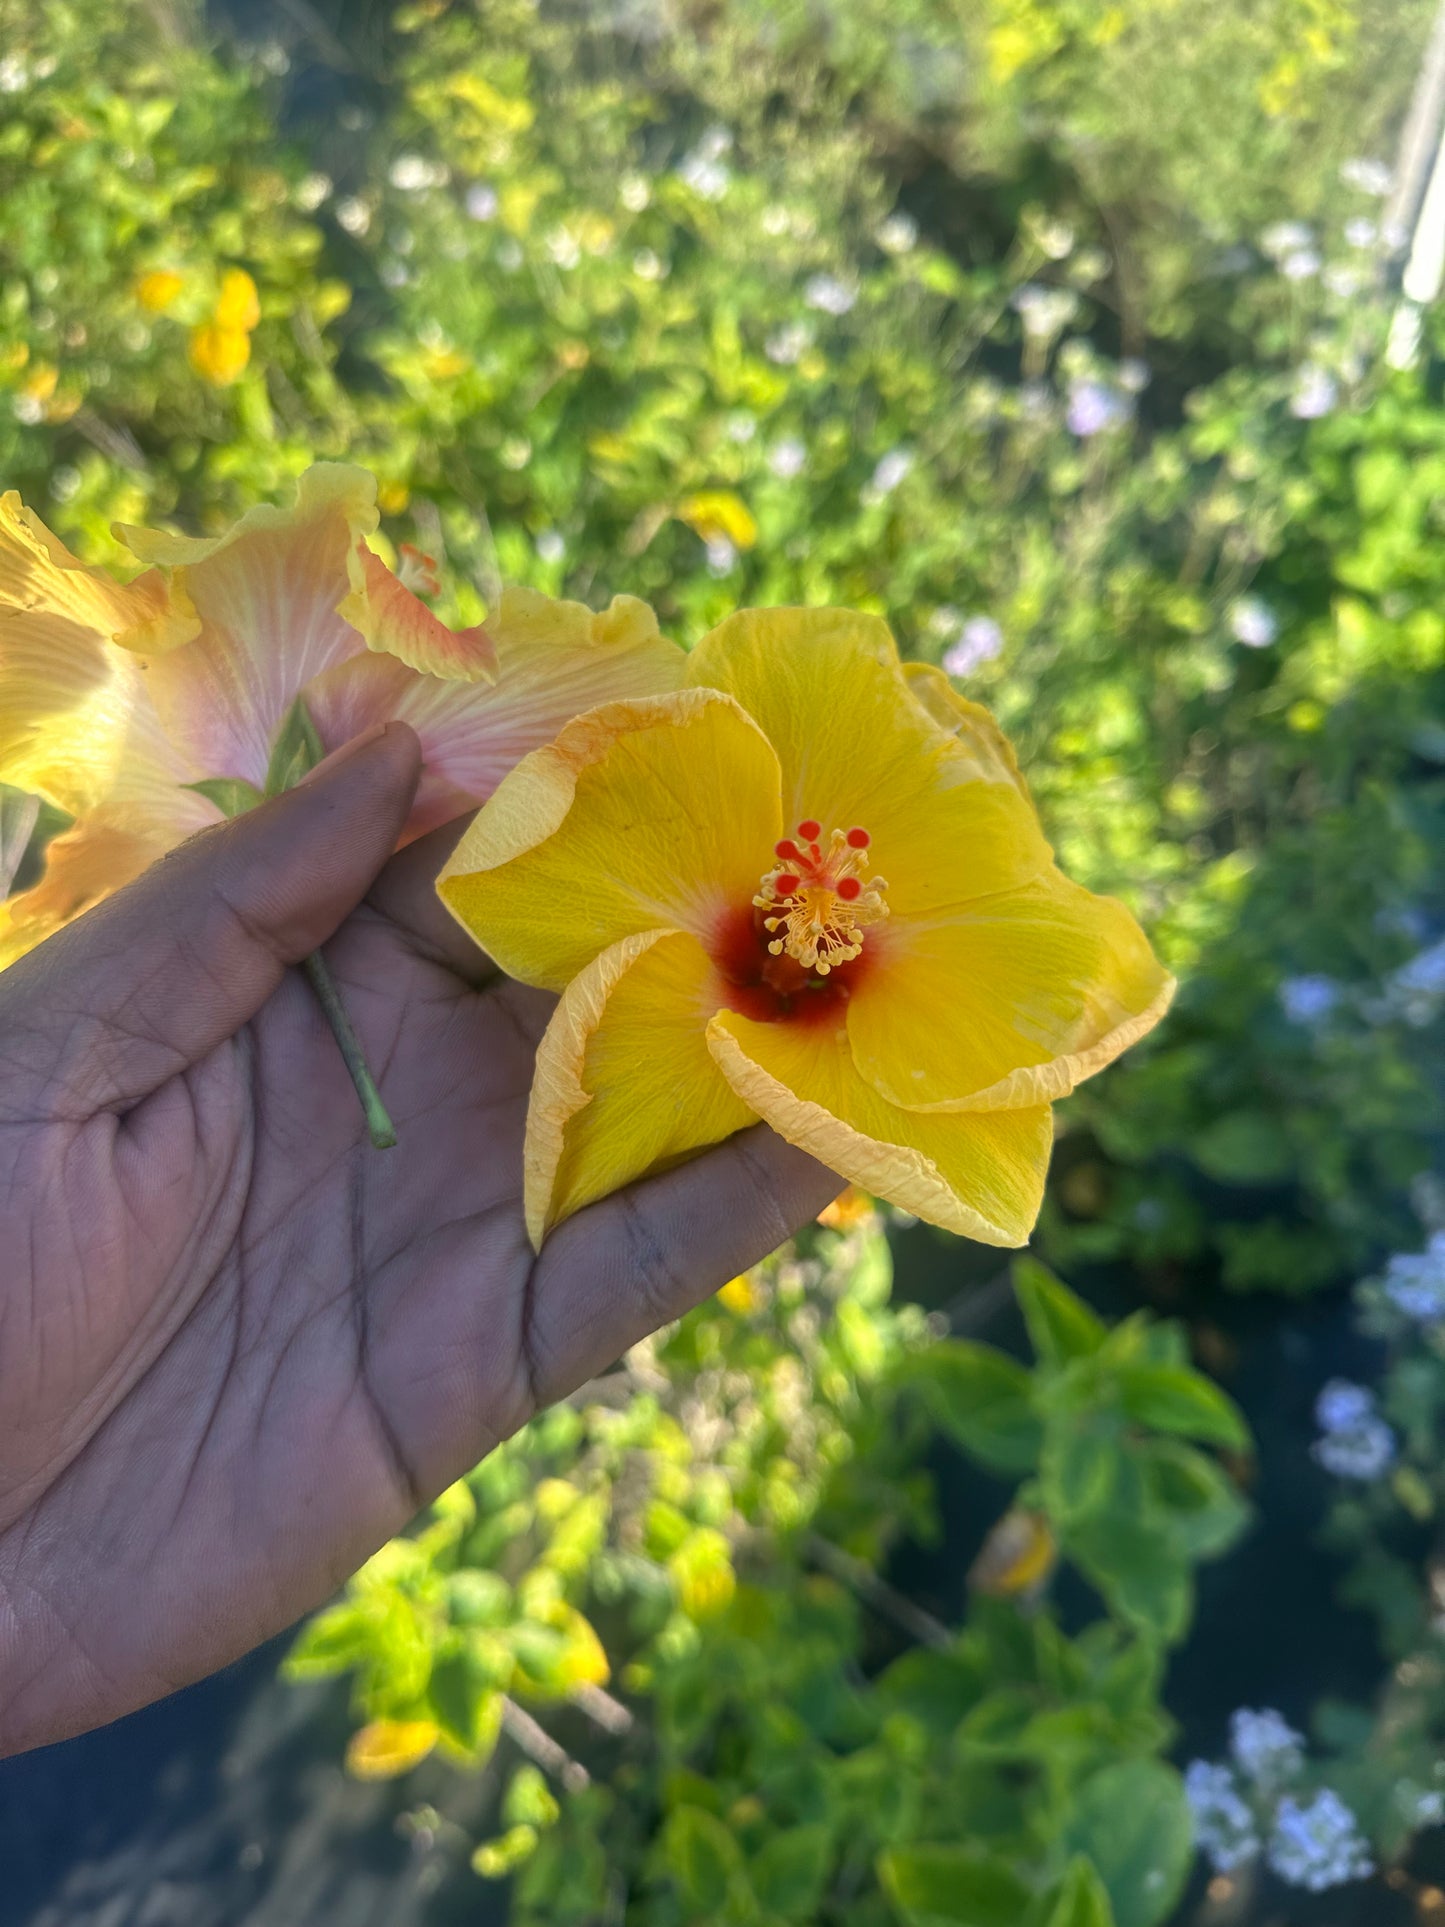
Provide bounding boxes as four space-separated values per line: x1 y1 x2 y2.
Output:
1012 1260 1107 1367
1040 1416 1124 1524
1066 1515 1191 1642
504 1763 561 1830
750 1824 832 1915
879 1845 1034 1926
1117 1364 1249 1452
913 1341 1042 1475
427 1651 504 1761
0 784 39 896
264 695 327 797
1060 1762 1193 1927
1142 1441 1251 1559
184 776 265 819
662 1805 749 1914
1043 1858 1116 1927
282 1604 373 1680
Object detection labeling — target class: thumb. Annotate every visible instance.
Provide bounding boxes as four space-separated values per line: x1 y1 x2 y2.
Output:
0 722 422 1118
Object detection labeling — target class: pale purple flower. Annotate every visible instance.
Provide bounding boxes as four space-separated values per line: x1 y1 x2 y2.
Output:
943 616 1004 677
1231 1708 1304 1789
1315 1379 1375 1436
1230 596 1278 647
804 273 857 316
1393 938 1445 998
1380 1233 1445 1322
1291 365 1338 420
1268 1790 1373 1891
1280 975 1338 1024
870 448 913 495
1066 378 1130 437
1312 1379 1395 1480
1185 1761 1260 1874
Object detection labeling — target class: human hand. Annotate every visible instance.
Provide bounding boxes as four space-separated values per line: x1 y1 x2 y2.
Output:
0 722 837 1756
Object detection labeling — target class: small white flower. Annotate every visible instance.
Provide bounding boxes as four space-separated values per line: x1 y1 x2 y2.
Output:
379 259 412 289
335 196 372 237
546 228 581 270
804 273 857 316
258 40 290 75
1325 264 1365 298
1185 1761 1261 1874
619 174 651 213
678 137 731 200
465 183 498 222
295 173 332 211
1341 157 1392 197
0 55 29 92
877 212 918 254
705 536 737 575
1118 358 1151 395
1011 283 1078 338
1345 216 1378 250
1268 1790 1373 1892
768 437 806 479
1261 220 1315 259
1230 1708 1304 1790
632 248 665 281
12 395 43 426
761 205 791 238
1280 975 1337 1024
765 322 813 366
1037 219 1075 260
50 465 81 503
726 412 756 443
943 616 1004 677
535 530 565 565
1282 248 1323 281
496 237 524 272
390 154 433 193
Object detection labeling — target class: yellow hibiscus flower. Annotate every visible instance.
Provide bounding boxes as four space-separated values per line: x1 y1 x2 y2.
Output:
0 463 683 966
438 609 1174 1247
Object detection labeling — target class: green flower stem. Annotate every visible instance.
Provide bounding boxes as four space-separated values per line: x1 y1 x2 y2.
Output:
301 949 398 1151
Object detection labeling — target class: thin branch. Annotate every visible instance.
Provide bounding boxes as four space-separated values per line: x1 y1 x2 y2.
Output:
805 1533 952 1651
501 1698 590 1792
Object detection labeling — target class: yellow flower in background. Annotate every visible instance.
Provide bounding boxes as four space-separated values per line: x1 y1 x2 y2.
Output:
717 1273 760 1314
678 490 758 551
439 608 1173 1247
187 322 251 386
968 1508 1057 1599
0 464 685 966
134 269 184 313
20 363 59 406
214 265 261 332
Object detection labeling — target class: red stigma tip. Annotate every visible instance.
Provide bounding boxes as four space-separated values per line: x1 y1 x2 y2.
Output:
836 876 862 901
846 826 870 849
775 873 799 895
797 819 821 841
775 839 801 861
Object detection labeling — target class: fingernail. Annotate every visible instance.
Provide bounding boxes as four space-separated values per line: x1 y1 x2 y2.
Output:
295 721 392 788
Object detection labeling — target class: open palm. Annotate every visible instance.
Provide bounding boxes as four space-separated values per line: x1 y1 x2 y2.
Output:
0 725 835 1757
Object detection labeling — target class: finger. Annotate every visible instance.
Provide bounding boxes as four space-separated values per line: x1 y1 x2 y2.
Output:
366 812 499 985
523 1125 843 1406
0 722 422 1118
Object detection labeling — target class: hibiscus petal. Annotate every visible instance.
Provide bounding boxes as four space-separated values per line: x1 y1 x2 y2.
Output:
338 541 497 683
901 662 1030 795
438 688 782 991
849 868 1175 1112
0 493 195 815
524 927 755 1245
707 1007 1052 1243
114 463 379 790
685 608 1052 913
0 803 190 969
304 586 686 843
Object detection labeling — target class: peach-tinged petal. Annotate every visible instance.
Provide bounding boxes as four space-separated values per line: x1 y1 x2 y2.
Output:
338 541 497 683
850 871 1175 1112
686 607 1052 913
304 585 686 841
707 1008 1052 1243
0 494 197 814
524 928 754 1245
0 799 206 969
115 464 379 789
438 689 782 991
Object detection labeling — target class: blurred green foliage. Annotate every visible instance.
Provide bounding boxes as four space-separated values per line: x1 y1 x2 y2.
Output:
3 0 1442 1912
